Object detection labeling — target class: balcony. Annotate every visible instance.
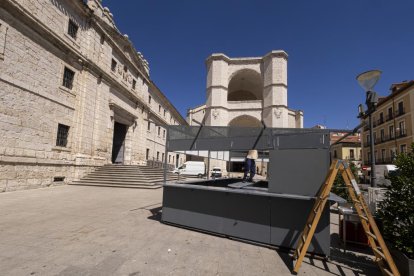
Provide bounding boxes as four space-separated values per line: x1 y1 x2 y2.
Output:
386 113 394 121
395 108 405 118
363 142 371 147
364 157 395 165
377 118 385 126
396 129 407 139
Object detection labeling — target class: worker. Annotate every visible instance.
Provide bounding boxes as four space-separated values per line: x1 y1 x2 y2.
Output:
243 150 258 182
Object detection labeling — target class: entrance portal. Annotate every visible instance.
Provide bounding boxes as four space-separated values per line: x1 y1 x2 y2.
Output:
112 122 128 164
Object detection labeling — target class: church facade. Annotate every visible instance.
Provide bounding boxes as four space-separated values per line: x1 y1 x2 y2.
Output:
188 51 303 128
0 0 186 192
187 51 304 175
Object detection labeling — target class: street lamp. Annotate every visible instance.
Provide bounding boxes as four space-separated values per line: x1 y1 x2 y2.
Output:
356 70 381 187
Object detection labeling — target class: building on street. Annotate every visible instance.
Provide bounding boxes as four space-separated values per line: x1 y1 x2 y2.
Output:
0 0 186 192
360 81 414 166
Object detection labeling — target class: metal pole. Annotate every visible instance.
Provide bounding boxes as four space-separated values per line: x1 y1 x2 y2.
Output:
369 113 376 187
163 128 168 184
207 150 211 180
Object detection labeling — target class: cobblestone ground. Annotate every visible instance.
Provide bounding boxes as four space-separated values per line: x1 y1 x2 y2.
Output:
0 186 380 275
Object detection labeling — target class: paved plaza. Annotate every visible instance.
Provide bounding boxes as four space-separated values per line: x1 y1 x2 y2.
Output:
0 186 379 275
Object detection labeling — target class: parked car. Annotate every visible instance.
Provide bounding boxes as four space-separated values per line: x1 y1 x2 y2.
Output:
173 161 205 178
210 167 222 178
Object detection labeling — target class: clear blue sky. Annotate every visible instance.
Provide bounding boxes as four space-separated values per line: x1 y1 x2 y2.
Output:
103 0 413 129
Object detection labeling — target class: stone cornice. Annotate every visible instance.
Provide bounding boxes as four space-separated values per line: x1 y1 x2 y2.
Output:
205 50 288 66
263 83 288 89
206 85 228 91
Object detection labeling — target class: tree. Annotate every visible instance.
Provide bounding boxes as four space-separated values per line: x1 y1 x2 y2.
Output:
377 143 414 259
331 161 358 202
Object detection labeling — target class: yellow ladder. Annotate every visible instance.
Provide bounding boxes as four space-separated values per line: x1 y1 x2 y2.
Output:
292 160 400 276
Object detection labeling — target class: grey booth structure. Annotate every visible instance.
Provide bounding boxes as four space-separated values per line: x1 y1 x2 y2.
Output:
162 126 346 256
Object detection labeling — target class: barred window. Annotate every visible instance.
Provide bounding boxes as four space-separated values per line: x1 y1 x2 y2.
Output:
148 95 152 104
132 79 136 90
111 59 117 72
56 124 69 147
67 19 78 39
62 67 75 89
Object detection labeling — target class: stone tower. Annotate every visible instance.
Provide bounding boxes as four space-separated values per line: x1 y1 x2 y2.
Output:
201 50 303 128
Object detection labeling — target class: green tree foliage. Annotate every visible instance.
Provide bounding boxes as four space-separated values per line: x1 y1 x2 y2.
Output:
377 143 414 259
331 161 358 202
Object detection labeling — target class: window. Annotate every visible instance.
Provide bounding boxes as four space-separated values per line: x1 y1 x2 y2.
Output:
350 149 354 159
162 153 165 162
111 59 117 72
390 149 396 159
381 149 386 162
158 126 161 136
398 101 404 115
168 155 171 163
380 129 385 141
56 124 69 147
100 34 105 45
367 134 370 143
400 144 407 154
163 129 166 139
156 151 160 161
147 121 151 131
62 67 75 89
148 95 152 104
379 112 384 124
387 107 393 120
159 105 161 113
146 148 150 160
123 65 128 73
389 125 394 139
373 132 377 143
164 109 166 117
367 152 371 163
132 79 136 90
67 19 78 39
333 150 337 159
398 121 406 136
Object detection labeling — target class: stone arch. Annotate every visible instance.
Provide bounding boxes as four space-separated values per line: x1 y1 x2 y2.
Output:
228 115 261 127
228 69 263 101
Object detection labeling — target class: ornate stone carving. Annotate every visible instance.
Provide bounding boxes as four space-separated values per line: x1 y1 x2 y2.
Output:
212 109 220 119
274 108 282 119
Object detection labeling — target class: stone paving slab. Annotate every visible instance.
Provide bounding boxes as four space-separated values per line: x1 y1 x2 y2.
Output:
0 186 380 275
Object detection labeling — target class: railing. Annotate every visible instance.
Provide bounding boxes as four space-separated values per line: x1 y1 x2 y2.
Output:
363 142 371 147
376 157 395 164
395 108 405 118
377 118 384 126
386 113 393 121
147 158 175 171
396 129 407 138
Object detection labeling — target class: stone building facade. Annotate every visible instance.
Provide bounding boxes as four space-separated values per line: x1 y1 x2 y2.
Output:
0 0 186 192
361 81 414 166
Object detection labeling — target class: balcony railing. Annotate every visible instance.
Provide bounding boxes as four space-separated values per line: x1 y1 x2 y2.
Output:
377 118 385 126
386 113 394 121
395 108 405 118
396 129 407 138
364 157 396 165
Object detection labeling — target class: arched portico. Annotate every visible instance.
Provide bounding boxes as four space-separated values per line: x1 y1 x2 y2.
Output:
227 69 263 101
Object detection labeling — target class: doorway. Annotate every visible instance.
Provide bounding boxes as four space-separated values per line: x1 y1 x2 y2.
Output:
112 122 128 164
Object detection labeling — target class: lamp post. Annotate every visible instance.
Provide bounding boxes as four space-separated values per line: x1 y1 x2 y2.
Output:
356 70 381 187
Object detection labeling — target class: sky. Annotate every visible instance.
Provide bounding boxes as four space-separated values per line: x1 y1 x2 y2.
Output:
103 0 413 129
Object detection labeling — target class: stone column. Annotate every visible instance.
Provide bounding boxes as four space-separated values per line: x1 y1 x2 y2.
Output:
262 51 288 128
205 54 229 126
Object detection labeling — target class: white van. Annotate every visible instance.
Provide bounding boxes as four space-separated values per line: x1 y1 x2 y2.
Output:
365 164 397 186
173 161 206 177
